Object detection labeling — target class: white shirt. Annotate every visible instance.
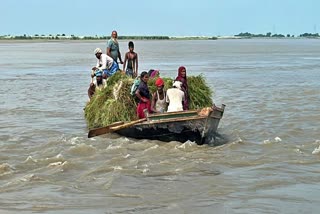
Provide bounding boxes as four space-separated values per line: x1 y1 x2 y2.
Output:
96 54 114 70
166 88 185 112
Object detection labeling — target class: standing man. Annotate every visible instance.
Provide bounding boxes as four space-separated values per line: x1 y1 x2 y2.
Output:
107 30 123 65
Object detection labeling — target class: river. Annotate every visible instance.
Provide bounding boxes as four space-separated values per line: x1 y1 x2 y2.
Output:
0 39 320 213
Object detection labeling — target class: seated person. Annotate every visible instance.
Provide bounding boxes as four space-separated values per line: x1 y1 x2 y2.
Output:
92 48 119 79
88 71 106 101
151 78 167 113
166 81 185 112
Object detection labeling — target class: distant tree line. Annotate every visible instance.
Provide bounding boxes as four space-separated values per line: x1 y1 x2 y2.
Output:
0 34 170 40
235 32 320 38
235 32 291 38
1 33 319 40
299 33 319 38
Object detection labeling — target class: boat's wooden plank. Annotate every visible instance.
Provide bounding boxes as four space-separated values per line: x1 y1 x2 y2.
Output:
138 115 208 125
148 110 198 120
88 118 147 138
88 121 124 138
110 118 147 131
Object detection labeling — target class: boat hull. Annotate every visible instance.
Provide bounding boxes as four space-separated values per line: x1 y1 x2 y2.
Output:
116 105 225 145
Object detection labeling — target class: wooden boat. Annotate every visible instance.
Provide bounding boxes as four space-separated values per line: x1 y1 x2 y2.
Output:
114 104 225 145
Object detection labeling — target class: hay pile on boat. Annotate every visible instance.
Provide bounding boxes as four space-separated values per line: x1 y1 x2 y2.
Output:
84 72 214 129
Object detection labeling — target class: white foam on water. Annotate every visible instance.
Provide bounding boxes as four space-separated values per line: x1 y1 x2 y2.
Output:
19 174 42 182
48 161 65 167
112 166 123 171
45 153 64 161
263 136 282 144
142 168 150 174
24 156 38 163
236 137 243 143
68 143 96 155
123 154 131 158
263 139 271 144
143 144 159 153
312 145 320 155
70 136 82 145
55 153 63 159
106 144 123 150
274 137 282 142
175 141 196 150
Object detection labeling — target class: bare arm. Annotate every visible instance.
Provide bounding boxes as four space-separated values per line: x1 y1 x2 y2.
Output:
123 53 128 72
135 89 147 103
134 53 138 77
150 92 158 113
166 91 170 103
118 50 123 64
107 47 111 57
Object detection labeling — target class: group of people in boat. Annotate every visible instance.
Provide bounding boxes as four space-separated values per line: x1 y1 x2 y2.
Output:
88 30 189 119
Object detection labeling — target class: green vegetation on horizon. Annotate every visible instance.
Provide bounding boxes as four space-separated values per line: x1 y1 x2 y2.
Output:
0 34 171 40
0 34 218 40
0 32 319 40
235 32 320 38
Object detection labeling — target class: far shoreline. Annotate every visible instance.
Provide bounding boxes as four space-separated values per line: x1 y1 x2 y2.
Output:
1 32 319 42
0 37 318 43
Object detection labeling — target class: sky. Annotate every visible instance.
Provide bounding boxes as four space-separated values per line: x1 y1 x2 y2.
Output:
1 0 319 36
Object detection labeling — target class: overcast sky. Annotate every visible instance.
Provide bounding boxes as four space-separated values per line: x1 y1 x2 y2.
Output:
1 0 319 36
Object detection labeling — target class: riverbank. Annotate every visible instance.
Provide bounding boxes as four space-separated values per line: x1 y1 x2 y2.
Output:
1 37 319 44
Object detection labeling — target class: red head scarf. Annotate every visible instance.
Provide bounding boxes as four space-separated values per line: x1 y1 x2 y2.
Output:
178 66 186 78
176 66 187 84
155 78 164 87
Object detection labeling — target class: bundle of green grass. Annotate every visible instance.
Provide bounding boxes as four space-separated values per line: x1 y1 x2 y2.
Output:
84 72 213 129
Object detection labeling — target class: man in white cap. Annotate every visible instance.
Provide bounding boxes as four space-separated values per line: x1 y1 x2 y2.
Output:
92 48 119 79
166 81 185 112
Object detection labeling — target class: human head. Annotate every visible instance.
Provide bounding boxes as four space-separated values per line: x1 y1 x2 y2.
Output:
155 78 164 92
111 30 118 39
94 48 102 59
95 71 103 82
140 71 149 83
178 66 186 78
128 41 134 52
173 81 182 90
149 70 159 79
